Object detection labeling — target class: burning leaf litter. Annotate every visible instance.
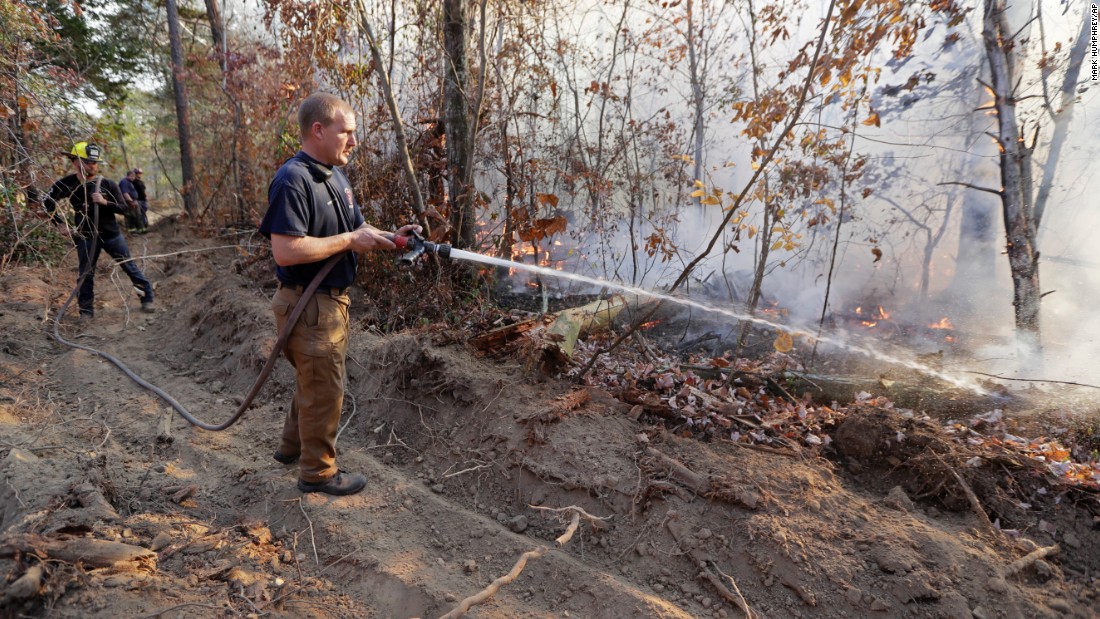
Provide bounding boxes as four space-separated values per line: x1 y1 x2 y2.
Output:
569 330 1100 491
464 302 1099 494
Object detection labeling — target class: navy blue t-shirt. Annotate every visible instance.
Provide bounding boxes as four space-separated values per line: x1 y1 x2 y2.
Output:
259 152 366 288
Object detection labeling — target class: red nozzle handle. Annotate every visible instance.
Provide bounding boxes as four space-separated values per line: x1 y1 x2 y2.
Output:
392 234 410 249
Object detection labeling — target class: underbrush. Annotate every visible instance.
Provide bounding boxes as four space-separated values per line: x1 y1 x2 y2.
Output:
0 214 69 269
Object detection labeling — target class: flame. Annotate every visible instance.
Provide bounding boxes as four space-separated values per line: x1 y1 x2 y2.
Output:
759 305 788 318
639 320 662 330
928 317 954 329
854 304 889 327
944 335 956 343
512 242 570 270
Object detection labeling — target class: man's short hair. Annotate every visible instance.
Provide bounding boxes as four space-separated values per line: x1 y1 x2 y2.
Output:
297 93 351 138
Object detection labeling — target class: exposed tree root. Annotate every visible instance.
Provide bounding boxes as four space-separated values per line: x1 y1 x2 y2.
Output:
1004 545 1060 579
932 451 995 535
666 516 760 617
438 505 610 619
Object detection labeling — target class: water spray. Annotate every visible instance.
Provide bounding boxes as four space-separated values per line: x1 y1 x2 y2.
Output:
431 247 988 395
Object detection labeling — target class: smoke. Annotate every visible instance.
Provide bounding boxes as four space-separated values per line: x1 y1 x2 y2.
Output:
481 0 1100 392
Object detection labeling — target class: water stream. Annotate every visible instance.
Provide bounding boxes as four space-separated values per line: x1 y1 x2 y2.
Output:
448 248 987 394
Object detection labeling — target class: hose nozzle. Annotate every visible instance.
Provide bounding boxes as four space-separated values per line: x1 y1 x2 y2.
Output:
393 231 452 266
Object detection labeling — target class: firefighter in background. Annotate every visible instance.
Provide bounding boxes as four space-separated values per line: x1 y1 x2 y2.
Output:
43 142 156 318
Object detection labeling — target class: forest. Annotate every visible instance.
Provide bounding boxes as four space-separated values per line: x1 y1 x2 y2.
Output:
0 0 1098 617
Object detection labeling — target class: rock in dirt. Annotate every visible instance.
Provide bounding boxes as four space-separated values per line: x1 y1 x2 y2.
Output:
70 482 120 522
938 591 973 619
1061 532 1081 549
509 515 528 533
844 586 863 605
987 576 1010 593
149 531 172 551
869 597 891 611
870 546 914 574
881 486 915 512
1 564 43 603
890 574 939 604
1046 598 1073 614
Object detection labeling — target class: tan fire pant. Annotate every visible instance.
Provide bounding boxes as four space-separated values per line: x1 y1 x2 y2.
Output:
271 285 351 483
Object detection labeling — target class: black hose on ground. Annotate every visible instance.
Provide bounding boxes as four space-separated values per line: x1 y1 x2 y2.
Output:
49 202 340 431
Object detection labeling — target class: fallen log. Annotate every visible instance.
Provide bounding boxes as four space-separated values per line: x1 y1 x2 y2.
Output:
468 318 543 354
545 295 628 356
0 534 157 570
616 387 679 421
471 295 629 369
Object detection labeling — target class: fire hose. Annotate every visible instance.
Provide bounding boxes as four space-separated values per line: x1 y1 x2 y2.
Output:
50 221 450 432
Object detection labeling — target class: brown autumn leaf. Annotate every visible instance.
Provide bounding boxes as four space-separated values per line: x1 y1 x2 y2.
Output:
773 332 794 353
536 193 559 208
840 0 862 23
861 111 880 127
871 247 883 263
517 216 568 243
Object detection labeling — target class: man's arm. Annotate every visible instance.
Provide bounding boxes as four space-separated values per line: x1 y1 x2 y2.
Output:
119 180 137 206
91 180 128 215
42 179 68 224
270 227 397 267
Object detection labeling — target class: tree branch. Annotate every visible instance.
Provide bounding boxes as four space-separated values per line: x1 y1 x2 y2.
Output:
351 2 429 232
937 181 1001 195
578 0 839 378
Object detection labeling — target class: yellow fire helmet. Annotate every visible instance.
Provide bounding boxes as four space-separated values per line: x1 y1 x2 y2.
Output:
66 142 104 163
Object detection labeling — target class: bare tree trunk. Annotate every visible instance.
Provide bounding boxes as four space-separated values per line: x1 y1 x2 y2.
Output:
1034 6 1090 233
953 194 999 296
166 0 198 216
501 122 515 259
443 0 475 248
203 0 245 224
353 4 429 230
203 0 226 74
983 0 1041 350
686 0 705 208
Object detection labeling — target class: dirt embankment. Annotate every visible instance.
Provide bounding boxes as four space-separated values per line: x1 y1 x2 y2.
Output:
1 224 1097 618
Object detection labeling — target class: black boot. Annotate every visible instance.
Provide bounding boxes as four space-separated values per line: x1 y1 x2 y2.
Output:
297 471 366 496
